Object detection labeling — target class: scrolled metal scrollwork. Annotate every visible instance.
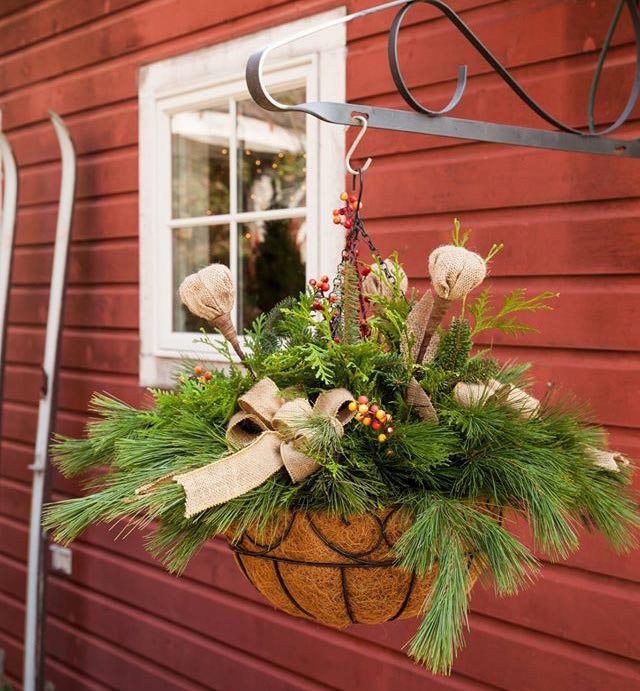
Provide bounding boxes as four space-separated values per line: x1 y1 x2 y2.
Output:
388 0 640 136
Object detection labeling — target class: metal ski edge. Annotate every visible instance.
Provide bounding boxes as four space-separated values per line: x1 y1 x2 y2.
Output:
23 111 76 691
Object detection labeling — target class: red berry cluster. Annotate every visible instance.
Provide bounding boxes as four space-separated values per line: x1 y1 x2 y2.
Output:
332 191 363 231
308 275 340 341
348 395 395 443
309 274 331 297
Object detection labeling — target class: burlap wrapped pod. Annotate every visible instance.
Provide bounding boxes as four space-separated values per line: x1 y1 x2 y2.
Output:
226 508 479 627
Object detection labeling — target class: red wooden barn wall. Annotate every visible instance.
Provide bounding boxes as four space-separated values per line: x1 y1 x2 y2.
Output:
0 1 639 689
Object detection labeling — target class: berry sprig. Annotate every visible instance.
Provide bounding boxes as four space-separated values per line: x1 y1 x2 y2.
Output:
348 395 395 443
309 274 331 307
184 364 213 384
333 192 363 231
308 275 341 340
334 192 373 338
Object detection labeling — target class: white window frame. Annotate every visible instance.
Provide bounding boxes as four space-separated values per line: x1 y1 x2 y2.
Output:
139 8 346 387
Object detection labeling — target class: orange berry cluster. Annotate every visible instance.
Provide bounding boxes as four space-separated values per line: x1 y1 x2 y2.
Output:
348 395 395 443
332 191 363 231
192 364 213 383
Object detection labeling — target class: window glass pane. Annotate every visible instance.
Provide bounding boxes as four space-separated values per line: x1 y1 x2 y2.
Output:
171 105 230 219
237 87 306 213
172 225 230 332
237 217 306 332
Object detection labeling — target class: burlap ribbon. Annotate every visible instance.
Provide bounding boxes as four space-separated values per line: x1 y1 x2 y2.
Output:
586 447 630 473
401 290 439 422
168 378 355 517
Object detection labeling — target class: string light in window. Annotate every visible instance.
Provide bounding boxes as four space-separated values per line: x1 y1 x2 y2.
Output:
222 148 228 155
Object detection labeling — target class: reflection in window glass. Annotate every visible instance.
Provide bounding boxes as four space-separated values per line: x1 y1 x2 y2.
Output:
237 217 306 332
172 225 230 332
237 88 306 213
171 106 231 218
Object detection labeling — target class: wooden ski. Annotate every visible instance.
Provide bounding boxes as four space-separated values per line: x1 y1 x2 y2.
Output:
0 131 18 435
23 112 76 691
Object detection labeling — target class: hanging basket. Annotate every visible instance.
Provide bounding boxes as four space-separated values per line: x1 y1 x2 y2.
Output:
227 507 478 627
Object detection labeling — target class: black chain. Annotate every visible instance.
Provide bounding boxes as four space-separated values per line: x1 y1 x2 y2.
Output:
329 167 402 338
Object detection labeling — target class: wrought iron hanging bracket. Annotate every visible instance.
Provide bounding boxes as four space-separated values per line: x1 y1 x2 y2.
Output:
246 0 640 158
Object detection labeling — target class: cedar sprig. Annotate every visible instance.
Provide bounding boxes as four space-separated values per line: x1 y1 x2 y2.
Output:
467 287 559 337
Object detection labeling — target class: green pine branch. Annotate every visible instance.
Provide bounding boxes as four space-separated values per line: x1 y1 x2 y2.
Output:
395 494 538 674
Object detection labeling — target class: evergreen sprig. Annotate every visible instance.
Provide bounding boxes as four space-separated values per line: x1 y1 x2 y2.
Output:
396 494 538 674
467 287 559 337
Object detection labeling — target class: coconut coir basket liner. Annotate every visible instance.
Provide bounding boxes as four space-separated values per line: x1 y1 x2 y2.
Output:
226 507 478 627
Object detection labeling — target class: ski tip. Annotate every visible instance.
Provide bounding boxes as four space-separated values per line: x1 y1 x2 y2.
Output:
49 110 71 137
48 110 64 126
48 111 75 157
0 131 15 163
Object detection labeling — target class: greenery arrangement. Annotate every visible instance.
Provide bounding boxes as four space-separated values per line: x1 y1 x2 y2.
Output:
44 209 638 675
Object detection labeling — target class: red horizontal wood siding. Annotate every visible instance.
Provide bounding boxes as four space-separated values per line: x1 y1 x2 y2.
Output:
0 1 639 689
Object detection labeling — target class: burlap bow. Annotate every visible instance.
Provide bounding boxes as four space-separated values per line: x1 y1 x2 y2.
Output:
170 378 355 517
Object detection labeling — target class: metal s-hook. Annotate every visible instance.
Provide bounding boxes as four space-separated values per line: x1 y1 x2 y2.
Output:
345 116 373 175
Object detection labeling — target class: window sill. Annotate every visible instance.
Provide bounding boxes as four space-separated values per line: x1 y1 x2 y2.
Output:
140 346 244 389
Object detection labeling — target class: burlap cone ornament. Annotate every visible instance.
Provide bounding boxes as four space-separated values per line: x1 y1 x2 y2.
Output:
402 245 488 417
363 258 408 301
587 447 630 473
179 263 249 366
415 245 487 364
428 245 487 301
453 379 541 420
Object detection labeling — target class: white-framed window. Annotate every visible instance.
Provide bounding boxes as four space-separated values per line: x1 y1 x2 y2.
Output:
139 9 346 387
